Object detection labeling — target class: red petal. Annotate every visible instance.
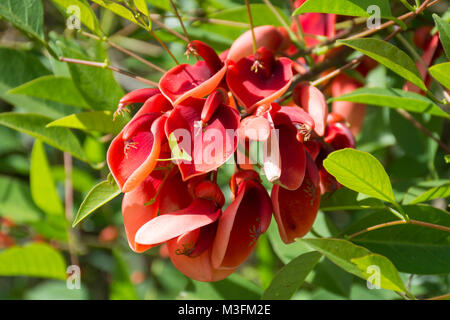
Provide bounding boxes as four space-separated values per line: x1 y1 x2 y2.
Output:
239 116 271 141
211 180 272 269
271 155 320 243
167 234 235 282
119 88 160 107
293 83 328 136
159 61 228 106
226 55 293 112
135 199 220 245
165 98 240 180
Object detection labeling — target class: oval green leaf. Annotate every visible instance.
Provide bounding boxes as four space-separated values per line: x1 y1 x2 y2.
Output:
429 62 450 90
433 14 450 59
293 0 392 18
0 243 67 280
51 0 102 35
301 238 407 293
47 111 127 134
338 38 427 91
329 87 450 119
323 149 395 203
73 180 121 227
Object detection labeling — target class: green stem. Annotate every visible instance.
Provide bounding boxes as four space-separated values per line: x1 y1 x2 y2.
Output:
245 0 257 54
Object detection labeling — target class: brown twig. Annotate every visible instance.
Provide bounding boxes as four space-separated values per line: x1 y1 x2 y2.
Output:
59 57 159 87
169 0 191 42
348 218 450 239
80 31 166 73
64 153 79 266
151 16 189 43
396 109 450 154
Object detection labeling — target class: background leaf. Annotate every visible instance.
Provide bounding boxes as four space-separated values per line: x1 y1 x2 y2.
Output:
0 243 67 280
51 0 102 35
0 113 88 162
30 140 64 217
433 14 450 59
9 76 91 109
262 251 321 300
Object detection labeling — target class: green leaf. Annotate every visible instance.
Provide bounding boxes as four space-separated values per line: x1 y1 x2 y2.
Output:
47 111 126 134
293 0 392 18
133 0 149 16
30 140 64 217
409 181 450 204
320 188 385 211
329 87 450 119
51 0 102 35
445 155 450 163
24 280 88 300
0 48 77 119
0 113 88 162
0 243 67 280
262 251 321 300
429 62 450 90
433 14 450 59
323 149 395 203
72 180 121 227
338 38 427 91
301 238 407 293
91 0 147 29
167 132 192 161
56 36 124 111
0 0 45 44
347 205 450 274
110 250 138 300
0 175 42 224
9 75 91 109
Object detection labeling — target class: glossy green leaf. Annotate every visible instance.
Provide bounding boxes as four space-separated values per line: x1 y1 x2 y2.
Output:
0 0 45 44
30 140 64 217
72 180 121 227
0 243 67 280
301 238 407 293
9 75 91 109
329 87 450 119
262 251 321 300
338 38 427 91
51 0 102 35
433 14 450 59
133 0 149 16
347 205 450 274
323 149 395 203
0 113 88 162
47 111 126 134
429 62 450 90
293 0 392 18
110 250 138 300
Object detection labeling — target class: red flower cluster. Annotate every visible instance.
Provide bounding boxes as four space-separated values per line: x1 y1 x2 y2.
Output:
107 24 355 282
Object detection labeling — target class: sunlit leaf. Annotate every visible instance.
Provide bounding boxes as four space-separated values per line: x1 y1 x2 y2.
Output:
293 0 392 18
47 111 127 134
329 87 450 119
72 180 121 227
30 140 64 217
51 0 102 35
429 62 450 90
433 14 450 59
323 149 395 203
9 75 91 109
301 238 407 293
0 243 67 280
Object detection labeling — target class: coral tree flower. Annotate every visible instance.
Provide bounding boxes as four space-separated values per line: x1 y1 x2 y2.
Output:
159 40 228 106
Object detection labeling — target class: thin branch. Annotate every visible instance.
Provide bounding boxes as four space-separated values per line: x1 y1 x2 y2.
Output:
150 30 180 65
348 218 450 239
151 16 189 43
169 0 191 42
59 57 159 87
396 109 450 154
426 293 450 300
245 0 257 54
80 31 166 73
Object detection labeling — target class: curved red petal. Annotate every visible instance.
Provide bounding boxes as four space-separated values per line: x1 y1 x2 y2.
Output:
293 83 328 136
211 180 272 269
226 56 293 112
135 198 220 245
271 155 320 244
